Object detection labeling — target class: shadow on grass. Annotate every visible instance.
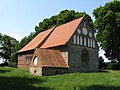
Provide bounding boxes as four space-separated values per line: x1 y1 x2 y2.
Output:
98 70 109 73
0 76 51 90
79 85 120 90
0 69 10 73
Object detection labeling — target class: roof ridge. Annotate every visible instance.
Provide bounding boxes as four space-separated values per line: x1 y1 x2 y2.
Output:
66 16 84 43
56 17 83 28
37 26 56 48
18 27 55 53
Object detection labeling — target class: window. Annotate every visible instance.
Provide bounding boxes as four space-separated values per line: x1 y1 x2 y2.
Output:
73 35 76 44
80 36 82 45
34 57 38 66
88 38 90 47
77 28 81 34
84 21 86 27
89 39 91 47
93 40 95 47
81 49 89 67
77 35 79 45
84 37 86 46
91 39 93 47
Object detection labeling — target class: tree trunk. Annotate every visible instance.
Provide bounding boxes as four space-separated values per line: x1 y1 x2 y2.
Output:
117 57 120 63
116 57 120 69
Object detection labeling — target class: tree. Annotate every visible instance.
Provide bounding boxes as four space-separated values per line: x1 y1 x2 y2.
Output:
0 34 18 64
0 33 3 58
93 1 120 63
9 42 20 67
113 0 120 1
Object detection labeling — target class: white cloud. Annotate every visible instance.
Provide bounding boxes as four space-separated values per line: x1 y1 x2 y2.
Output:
99 48 110 62
0 58 3 64
8 33 22 41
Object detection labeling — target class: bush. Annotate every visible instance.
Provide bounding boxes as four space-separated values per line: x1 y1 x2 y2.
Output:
107 61 120 70
0 62 9 67
9 62 17 67
111 63 120 70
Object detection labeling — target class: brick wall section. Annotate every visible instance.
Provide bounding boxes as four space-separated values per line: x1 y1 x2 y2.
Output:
18 50 34 69
29 48 69 76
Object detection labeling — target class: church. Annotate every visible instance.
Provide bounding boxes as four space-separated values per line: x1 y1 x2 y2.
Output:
18 15 99 76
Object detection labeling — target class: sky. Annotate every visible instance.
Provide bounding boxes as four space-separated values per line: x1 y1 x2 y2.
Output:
0 0 112 62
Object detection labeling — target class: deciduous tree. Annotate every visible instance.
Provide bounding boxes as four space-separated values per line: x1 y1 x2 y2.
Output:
93 1 120 62
0 34 18 64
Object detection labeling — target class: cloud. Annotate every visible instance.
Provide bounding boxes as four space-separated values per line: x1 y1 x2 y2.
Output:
0 58 4 64
8 33 23 41
99 49 110 62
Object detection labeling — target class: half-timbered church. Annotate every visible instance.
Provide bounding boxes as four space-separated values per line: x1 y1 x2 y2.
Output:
18 15 99 76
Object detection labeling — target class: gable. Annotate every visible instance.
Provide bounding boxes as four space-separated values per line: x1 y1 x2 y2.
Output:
70 17 96 48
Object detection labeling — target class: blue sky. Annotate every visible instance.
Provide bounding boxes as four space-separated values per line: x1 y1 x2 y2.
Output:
0 0 112 62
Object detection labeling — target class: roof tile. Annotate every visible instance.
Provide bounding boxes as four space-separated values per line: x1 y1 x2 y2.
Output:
41 17 82 48
30 48 69 68
18 17 83 52
18 27 54 52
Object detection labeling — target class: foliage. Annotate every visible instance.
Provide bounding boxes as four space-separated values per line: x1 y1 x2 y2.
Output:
19 9 93 50
1 67 120 90
93 1 120 62
0 34 19 65
113 0 120 1
9 42 20 67
99 56 107 69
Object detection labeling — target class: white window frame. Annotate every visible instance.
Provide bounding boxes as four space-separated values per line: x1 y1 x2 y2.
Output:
73 35 76 44
77 35 79 45
84 37 86 46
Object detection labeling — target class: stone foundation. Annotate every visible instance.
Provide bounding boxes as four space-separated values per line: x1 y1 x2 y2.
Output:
29 67 68 76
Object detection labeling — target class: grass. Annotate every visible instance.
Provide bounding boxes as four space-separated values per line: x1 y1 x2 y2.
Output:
0 67 120 90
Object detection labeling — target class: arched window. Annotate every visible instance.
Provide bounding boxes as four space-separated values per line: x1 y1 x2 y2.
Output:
73 35 76 44
33 56 38 66
77 35 79 45
84 37 86 46
80 36 82 45
88 38 90 47
91 39 93 47
84 21 86 27
81 49 89 67
93 39 95 47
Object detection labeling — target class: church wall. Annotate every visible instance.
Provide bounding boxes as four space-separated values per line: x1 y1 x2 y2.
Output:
29 67 68 76
68 45 99 72
42 67 68 76
29 67 42 76
53 46 69 65
67 17 99 72
18 50 34 69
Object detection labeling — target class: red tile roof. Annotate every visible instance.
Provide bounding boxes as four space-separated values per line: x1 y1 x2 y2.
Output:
41 17 83 48
30 48 69 68
18 27 54 52
18 17 83 52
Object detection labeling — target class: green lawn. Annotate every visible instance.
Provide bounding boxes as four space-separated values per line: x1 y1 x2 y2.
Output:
0 67 120 90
